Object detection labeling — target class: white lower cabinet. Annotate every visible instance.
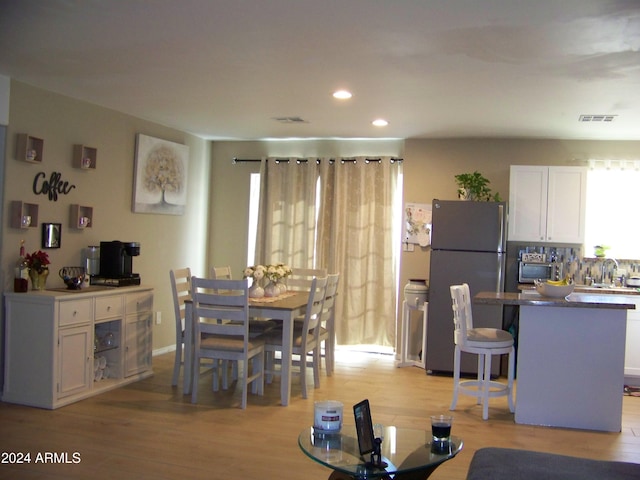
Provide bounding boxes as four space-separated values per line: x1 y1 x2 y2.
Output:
3 286 153 409
124 291 153 377
58 324 93 399
623 296 640 382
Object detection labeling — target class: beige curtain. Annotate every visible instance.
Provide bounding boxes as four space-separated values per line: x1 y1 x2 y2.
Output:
256 156 401 347
254 158 320 267
319 158 400 347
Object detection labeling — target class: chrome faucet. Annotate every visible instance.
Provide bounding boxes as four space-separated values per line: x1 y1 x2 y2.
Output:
601 258 619 285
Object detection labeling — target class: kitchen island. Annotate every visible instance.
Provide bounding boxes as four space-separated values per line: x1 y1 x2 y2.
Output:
475 291 634 432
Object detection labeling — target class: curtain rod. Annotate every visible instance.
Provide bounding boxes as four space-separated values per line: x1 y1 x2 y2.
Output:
233 157 403 164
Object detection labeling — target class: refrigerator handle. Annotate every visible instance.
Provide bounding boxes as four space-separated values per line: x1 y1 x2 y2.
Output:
496 253 506 293
497 204 505 254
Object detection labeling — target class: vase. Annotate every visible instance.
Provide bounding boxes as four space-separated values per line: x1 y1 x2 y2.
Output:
264 281 279 297
276 280 287 294
29 268 49 290
248 278 264 298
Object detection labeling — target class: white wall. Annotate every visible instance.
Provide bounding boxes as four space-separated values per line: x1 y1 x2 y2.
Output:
0 75 9 126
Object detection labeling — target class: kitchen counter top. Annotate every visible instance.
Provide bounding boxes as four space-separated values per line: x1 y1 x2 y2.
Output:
475 291 636 310
5 285 151 301
518 283 640 295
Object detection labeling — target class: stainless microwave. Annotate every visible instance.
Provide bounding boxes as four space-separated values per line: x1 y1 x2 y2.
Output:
518 262 560 284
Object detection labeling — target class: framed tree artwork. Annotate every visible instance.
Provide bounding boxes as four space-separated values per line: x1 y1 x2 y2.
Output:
132 134 189 215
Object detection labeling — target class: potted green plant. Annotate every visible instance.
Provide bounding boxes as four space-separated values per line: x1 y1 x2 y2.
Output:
454 171 501 201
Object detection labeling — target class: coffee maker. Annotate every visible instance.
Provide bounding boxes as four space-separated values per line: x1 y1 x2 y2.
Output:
90 241 141 286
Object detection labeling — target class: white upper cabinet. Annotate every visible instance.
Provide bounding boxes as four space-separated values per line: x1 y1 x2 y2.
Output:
509 166 587 243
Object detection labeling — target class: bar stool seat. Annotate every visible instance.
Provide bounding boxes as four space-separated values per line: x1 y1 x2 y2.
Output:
449 283 515 420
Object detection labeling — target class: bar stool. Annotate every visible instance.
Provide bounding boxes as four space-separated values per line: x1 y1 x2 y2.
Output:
449 283 515 420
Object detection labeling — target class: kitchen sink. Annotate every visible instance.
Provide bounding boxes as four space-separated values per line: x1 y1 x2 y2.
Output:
573 284 640 295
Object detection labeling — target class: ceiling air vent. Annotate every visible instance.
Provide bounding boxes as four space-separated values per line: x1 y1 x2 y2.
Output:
579 114 617 122
272 116 310 124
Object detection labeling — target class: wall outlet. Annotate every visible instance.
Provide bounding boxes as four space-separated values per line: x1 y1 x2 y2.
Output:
403 242 415 252
155 311 162 325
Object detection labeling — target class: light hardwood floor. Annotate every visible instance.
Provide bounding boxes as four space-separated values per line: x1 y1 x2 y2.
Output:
1 349 639 480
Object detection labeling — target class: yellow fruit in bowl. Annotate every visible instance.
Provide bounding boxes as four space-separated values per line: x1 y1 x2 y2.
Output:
534 278 575 298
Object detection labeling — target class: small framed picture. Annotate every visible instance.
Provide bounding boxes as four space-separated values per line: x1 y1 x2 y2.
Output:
42 223 61 249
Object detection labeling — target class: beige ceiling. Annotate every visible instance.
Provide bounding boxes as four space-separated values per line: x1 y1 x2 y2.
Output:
1 0 639 141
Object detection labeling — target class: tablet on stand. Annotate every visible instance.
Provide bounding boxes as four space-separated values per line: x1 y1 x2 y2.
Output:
353 399 387 469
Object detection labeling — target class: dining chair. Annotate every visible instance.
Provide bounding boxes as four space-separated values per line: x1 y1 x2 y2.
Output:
264 276 328 398
287 267 327 291
190 277 266 409
209 265 277 385
210 264 275 337
449 283 515 420
169 267 191 387
317 273 340 376
210 265 232 280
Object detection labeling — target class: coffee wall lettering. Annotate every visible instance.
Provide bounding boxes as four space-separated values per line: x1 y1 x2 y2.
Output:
33 171 76 201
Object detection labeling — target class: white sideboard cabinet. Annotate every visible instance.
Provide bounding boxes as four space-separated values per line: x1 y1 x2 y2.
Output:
508 165 587 243
3 286 153 409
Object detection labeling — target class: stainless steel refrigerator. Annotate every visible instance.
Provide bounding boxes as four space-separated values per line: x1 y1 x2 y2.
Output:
425 199 507 376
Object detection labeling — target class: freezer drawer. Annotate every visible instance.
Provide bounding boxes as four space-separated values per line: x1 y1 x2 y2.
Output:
426 249 505 376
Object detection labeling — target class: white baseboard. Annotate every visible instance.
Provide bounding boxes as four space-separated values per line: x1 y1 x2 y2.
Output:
153 344 176 357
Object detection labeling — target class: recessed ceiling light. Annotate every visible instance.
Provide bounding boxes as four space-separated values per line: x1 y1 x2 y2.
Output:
333 90 352 99
372 119 389 127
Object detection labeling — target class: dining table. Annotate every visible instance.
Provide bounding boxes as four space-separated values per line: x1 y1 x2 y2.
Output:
182 290 309 406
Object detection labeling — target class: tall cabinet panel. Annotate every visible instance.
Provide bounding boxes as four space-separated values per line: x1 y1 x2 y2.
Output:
546 167 587 243
124 291 153 377
508 166 548 242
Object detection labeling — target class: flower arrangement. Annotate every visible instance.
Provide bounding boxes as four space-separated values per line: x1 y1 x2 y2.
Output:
244 263 292 283
266 263 292 282
243 264 266 282
25 250 50 273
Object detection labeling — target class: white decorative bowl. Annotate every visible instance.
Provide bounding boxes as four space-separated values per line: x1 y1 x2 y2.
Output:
534 280 575 298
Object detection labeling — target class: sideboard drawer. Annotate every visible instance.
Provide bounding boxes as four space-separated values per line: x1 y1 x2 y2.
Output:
95 295 124 320
59 299 92 327
126 291 153 314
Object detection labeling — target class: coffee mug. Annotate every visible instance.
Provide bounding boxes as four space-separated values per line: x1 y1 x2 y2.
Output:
79 216 90 228
21 215 31 228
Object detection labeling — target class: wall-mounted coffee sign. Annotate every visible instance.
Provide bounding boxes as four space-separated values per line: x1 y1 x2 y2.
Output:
33 171 76 201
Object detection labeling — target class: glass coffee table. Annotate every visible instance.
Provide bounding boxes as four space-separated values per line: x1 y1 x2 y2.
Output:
298 426 463 480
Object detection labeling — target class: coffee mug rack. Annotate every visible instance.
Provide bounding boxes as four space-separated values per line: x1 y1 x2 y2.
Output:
69 204 93 229
10 200 39 229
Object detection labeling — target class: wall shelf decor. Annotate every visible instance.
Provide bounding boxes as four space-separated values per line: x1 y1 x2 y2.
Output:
42 223 62 249
10 200 39 229
16 133 44 163
69 204 93 229
73 144 97 170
